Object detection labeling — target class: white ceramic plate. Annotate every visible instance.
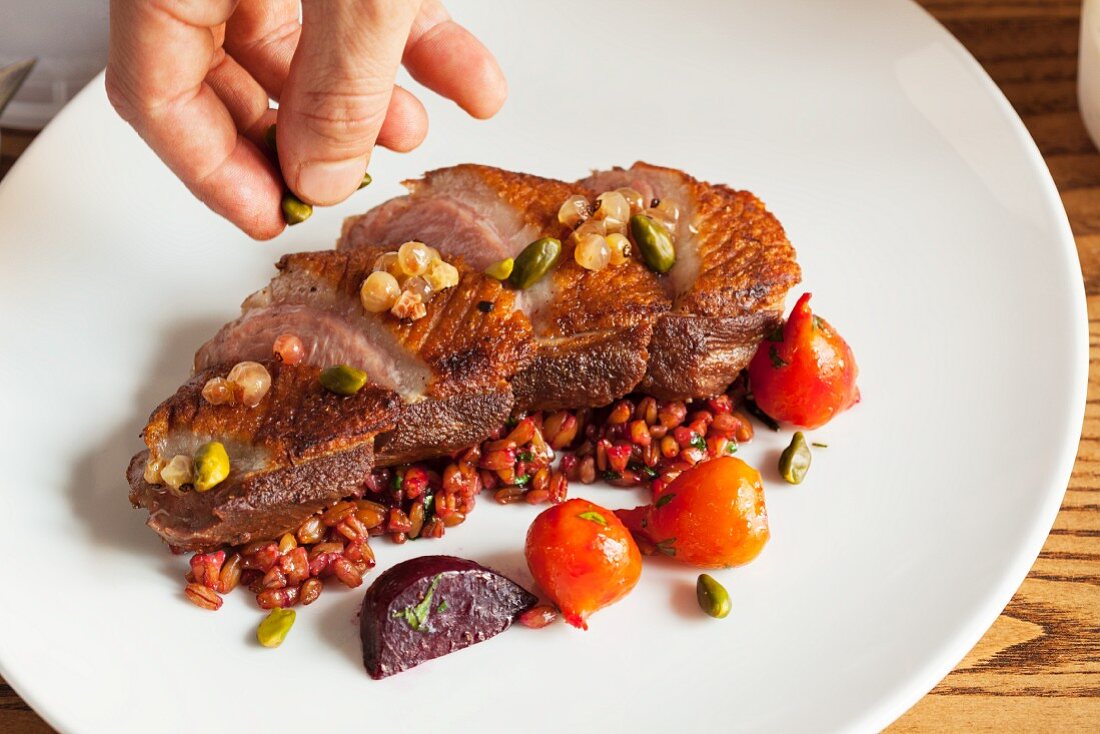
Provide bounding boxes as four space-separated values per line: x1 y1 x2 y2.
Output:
0 1 1086 732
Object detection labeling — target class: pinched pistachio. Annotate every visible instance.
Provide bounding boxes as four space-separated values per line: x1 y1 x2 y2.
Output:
193 441 230 492
320 364 368 395
509 237 562 290
779 431 812 484
257 607 296 648
629 214 675 274
484 258 514 281
696 573 731 619
281 192 313 225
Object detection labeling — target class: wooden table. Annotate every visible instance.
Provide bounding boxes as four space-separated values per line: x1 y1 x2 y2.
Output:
1 1 1097 730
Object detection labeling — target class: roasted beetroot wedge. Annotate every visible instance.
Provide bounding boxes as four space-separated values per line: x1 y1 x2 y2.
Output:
360 555 537 679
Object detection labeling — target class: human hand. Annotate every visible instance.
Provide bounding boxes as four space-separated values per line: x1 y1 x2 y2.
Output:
106 0 506 239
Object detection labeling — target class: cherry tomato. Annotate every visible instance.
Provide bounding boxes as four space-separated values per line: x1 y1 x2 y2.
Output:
525 498 641 629
748 292 859 429
618 457 769 568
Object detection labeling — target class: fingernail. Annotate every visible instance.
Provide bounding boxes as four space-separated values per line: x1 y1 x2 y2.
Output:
295 158 368 206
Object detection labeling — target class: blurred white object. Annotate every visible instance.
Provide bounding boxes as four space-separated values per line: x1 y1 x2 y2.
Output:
0 0 108 129
1082 0 1100 149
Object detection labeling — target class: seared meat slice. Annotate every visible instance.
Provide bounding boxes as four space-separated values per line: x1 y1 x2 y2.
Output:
128 362 401 552
341 165 671 410
196 247 535 463
580 162 801 399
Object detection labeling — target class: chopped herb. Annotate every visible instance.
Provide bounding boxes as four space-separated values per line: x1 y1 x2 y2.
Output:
514 473 532 487
505 413 525 428
769 345 788 369
393 574 442 632
812 442 828 449
436 600 448 613
477 300 493 313
602 469 622 481
628 461 659 479
392 473 405 491
655 493 675 509
578 510 608 526
766 324 784 342
656 538 677 557
516 450 534 463
690 434 707 451
725 442 738 454
744 398 780 431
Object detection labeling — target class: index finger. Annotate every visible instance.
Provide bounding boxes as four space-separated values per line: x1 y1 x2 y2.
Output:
106 0 285 239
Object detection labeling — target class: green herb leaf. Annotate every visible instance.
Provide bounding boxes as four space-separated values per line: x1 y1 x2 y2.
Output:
514 473 532 487
436 600 448 613
578 510 608 526
392 473 404 491
393 574 442 632
656 538 677 557
769 345 788 369
516 450 534 463
811 442 828 449
602 469 622 481
725 442 738 454
655 493 675 509
690 434 707 451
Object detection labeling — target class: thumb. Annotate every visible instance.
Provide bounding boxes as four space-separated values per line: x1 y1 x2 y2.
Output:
279 0 420 206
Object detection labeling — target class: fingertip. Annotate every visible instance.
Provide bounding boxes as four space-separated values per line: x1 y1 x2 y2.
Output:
245 213 287 241
462 57 507 120
404 20 508 121
377 86 429 152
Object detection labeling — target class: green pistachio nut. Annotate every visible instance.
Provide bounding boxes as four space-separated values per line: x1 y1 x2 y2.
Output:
192 441 230 492
508 237 561 290
629 214 676 274
257 607 295 648
779 431 812 484
320 364 368 395
696 573 731 619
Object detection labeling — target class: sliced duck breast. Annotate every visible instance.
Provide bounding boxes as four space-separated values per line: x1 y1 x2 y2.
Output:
341 165 671 410
580 162 801 399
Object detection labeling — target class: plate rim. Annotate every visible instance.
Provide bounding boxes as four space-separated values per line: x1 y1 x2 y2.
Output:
0 3 1089 730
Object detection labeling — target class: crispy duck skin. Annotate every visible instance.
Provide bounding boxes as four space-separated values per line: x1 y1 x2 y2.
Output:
341 164 672 410
129 162 800 551
580 162 801 398
195 247 536 463
128 362 401 552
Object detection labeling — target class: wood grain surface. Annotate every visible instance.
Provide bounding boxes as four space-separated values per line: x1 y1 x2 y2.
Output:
1 1 1096 730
